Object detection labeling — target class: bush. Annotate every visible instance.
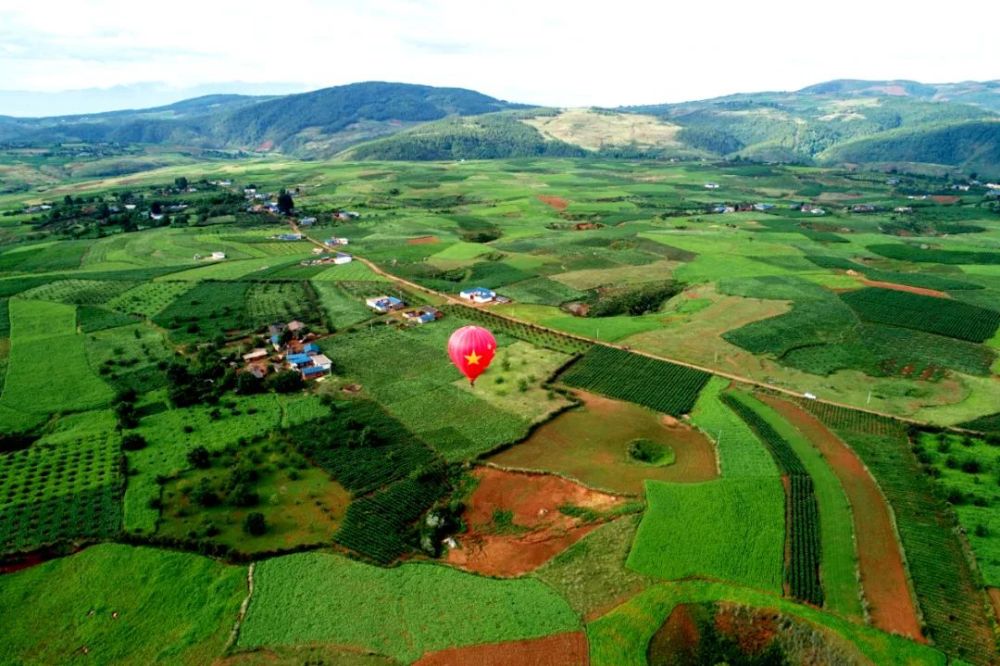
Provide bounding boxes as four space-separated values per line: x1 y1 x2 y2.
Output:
269 370 304 394
244 512 267 536
187 446 211 469
121 433 148 451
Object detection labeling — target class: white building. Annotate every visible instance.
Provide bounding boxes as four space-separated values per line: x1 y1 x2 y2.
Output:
211 251 226 260
333 252 353 265
460 287 496 304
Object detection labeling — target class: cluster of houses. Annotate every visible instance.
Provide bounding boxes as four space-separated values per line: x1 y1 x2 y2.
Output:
272 232 303 241
364 295 442 325
193 251 226 261
301 252 352 266
458 287 511 305
708 202 775 214
240 320 333 381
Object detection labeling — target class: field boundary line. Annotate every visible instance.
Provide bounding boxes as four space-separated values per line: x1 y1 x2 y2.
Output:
224 561 255 654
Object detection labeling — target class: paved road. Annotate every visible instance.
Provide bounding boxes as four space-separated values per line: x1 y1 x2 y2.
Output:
292 220 959 429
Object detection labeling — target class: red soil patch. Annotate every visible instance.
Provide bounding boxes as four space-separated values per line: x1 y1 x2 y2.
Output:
858 278 950 299
759 394 925 642
932 195 959 205
414 631 588 666
715 603 780 654
445 466 628 577
407 235 439 245
537 194 569 211
257 139 274 151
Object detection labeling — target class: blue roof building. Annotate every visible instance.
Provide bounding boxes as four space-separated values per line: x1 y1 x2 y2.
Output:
286 353 312 368
303 343 320 354
302 365 327 378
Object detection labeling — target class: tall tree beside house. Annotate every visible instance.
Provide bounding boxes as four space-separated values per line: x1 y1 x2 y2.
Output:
277 191 294 215
174 176 188 190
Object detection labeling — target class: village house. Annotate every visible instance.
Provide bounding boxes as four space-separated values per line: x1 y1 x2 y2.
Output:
299 217 317 226
365 296 405 313
894 206 913 213
460 287 496 304
704 182 720 189
274 233 303 241
211 252 226 260
333 252 353 265
325 237 349 246
851 204 877 213
402 305 442 325
242 348 269 363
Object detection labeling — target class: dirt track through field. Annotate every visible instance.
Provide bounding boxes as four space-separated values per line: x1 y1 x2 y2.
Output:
759 394 925 642
413 631 589 665
858 278 950 299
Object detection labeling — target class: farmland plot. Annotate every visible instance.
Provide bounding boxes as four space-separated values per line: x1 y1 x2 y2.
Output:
106 281 194 318
19 278 137 305
238 552 580 663
802 401 997 664
0 421 122 554
840 287 1000 343
626 478 785 593
0 544 244 665
0 299 113 426
559 346 711 416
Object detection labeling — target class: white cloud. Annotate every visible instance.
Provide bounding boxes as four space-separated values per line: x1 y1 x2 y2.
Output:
0 0 997 106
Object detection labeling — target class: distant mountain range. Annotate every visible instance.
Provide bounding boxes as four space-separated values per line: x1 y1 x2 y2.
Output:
2 79 998 176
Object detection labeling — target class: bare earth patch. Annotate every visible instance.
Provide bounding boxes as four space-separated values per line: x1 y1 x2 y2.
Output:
759 394 925 642
523 108 681 151
537 195 569 211
413 631 588 666
407 235 439 245
445 466 629 577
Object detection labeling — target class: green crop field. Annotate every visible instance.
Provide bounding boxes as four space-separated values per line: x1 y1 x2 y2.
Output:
0 544 245 665
559 346 711 416
626 478 785 593
840 287 1000 343
106 281 195 318
237 552 580 663
0 299 114 428
0 419 122 553
726 391 862 618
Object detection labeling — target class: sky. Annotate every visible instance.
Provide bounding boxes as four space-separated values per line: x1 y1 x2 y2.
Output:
1 0 998 115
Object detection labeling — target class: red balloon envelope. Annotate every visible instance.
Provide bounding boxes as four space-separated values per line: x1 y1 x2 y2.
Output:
447 325 496 385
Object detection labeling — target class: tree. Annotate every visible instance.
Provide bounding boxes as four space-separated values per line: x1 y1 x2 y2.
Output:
187 445 211 469
174 176 189 190
151 201 163 215
235 372 263 395
121 433 147 451
191 478 220 507
277 192 294 215
243 512 267 536
268 370 304 393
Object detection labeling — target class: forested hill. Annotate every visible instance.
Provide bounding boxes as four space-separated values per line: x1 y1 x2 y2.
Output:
2 78 999 176
0 82 522 156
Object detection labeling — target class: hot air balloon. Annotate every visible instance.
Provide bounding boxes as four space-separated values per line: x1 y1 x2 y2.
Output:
447 325 496 386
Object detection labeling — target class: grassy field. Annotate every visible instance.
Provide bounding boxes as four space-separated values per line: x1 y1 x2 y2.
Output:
689 377 780 478
238 552 580 663
0 544 245 665
626 478 785 593
0 299 113 428
489 390 717 494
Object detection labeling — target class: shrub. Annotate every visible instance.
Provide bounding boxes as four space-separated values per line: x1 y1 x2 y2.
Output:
187 446 211 469
244 512 267 536
121 433 148 451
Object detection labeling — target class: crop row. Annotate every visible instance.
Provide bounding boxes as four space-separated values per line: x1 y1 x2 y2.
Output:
334 469 450 564
810 409 996 662
722 393 824 606
560 346 711 416
840 287 1000 343
441 304 592 354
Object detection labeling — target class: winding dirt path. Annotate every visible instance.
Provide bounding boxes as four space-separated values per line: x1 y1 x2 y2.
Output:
758 394 925 642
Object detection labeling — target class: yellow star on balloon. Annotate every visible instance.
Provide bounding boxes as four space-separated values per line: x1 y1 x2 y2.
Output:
465 350 481 365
